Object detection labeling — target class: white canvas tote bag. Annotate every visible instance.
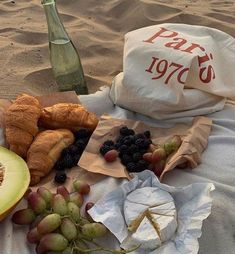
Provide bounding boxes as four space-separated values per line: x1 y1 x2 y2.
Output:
110 23 235 119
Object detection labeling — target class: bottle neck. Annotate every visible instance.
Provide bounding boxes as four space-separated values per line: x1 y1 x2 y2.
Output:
42 0 69 42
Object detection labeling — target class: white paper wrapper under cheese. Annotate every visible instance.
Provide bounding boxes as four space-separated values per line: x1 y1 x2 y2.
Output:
88 170 215 254
123 187 177 249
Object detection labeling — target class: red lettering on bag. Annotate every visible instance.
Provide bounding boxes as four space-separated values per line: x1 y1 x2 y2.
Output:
178 67 189 84
143 26 216 84
145 57 159 73
199 65 215 83
145 56 189 85
164 38 188 50
143 27 178 44
181 43 205 54
198 53 215 83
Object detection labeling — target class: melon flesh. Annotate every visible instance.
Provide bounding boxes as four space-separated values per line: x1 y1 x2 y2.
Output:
0 146 30 221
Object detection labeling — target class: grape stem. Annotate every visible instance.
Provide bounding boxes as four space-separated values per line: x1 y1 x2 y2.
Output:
73 237 141 254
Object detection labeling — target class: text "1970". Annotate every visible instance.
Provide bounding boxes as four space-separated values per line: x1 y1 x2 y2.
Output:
146 57 189 85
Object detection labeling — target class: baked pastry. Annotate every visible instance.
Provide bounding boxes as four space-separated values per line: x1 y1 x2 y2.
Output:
4 94 41 158
39 103 99 131
27 129 75 185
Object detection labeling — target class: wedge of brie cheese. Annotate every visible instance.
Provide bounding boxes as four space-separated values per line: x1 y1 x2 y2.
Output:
124 186 177 250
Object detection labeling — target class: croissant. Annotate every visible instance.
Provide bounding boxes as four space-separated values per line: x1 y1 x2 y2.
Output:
27 129 75 185
4 93 41 158
39 103 99 131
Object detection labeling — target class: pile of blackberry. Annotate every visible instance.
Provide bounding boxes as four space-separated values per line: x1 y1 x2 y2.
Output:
100 126 152 172
54 128 92 184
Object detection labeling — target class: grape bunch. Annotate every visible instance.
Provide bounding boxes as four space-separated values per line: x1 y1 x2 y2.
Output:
54 129 92 184
100 126 152 173
12 180 137 254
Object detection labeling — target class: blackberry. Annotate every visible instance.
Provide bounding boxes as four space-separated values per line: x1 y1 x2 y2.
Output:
126 162 136 172
116 135 125 144
135 160 149 172
120 154 132 166
127 144 138 154
99 145 112 156
127 129 135 136
119 144 128 153
144 130 151 139
61 153 74 169
75 140 87 152
54 160 65 171
73 154 81 166
74 129 91 139
120 126 130 136
103 140 115 147
139 149 147 155
68 145 79 156
132 152 142 162
61 147 70 158
82 137 90 145
114 142 121 150
142 139 152 149
135 138 145 148
123 135 135 146
134 133 145 140
54 171 67 184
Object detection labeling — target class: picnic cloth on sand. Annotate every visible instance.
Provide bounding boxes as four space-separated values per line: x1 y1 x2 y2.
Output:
0 87 234 254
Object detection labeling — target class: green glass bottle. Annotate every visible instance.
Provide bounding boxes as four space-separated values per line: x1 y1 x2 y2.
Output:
42 0 88 94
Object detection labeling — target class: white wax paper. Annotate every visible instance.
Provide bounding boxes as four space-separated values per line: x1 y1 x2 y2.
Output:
88 170 215 254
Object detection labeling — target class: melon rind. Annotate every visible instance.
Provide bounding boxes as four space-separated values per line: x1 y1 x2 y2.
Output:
0 146 30 221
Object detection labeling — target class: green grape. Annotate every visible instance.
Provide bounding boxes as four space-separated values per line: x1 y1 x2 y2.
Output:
69 192 84 207
80 217 90 226
39 233 68 252
27 227 42 244
60 217 77 241
56 186 70 202
81 223 107 239
52 194 68 215
73 180 90 195
12 208 36 225
67 202 80 223
37 213 61 235
30 214 47 229
37 187 53 208
27 192 47 214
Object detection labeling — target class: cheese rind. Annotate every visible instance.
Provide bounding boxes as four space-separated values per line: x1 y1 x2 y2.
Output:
124 187 177 250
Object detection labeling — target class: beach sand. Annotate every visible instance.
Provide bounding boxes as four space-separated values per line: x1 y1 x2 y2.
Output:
0 0 234 99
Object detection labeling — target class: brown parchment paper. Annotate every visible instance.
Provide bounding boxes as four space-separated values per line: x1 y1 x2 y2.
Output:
0 91 212 193
79 115 212 181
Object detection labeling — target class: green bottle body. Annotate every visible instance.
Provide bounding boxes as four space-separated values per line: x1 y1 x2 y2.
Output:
42 0 88 94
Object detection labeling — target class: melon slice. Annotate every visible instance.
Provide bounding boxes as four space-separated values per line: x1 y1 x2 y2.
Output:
0 146 30 221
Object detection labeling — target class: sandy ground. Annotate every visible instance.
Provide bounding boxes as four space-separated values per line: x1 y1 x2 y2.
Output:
0 0 234 99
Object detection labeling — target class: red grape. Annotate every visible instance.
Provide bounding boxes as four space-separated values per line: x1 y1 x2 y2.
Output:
37 214 61 235
12 208 36 225
60 218 77 241
51 194 67 216
27 192 47 214
56 186 70 202
73 180 90 195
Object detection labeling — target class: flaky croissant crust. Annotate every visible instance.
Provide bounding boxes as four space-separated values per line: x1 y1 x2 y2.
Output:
5 94 41 158
27 128 75 186
39 103 99 131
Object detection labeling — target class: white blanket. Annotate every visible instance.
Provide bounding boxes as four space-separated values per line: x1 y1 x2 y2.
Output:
0 87 235 254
